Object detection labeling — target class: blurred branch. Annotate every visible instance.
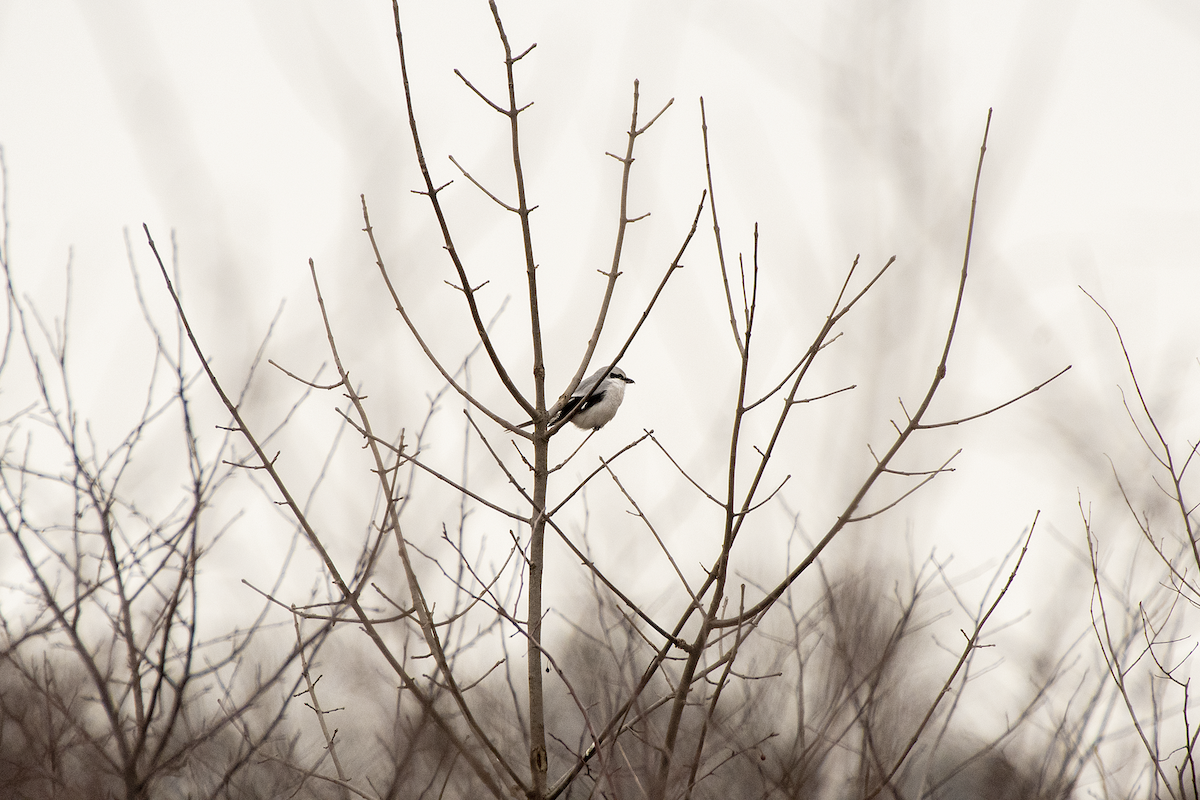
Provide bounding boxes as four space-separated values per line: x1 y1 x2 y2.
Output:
1083 287 1198 574
291 608 351 800
1086 509 1179 799
700 97 743 357
864 512 1041 800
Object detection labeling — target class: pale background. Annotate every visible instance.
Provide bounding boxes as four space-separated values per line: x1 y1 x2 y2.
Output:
1 0 1198 758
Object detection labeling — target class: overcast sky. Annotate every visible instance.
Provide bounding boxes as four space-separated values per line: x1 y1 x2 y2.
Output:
2 2 1198 691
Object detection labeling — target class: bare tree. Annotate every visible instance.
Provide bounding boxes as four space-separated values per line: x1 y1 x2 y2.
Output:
131 4 1073 799
0 163 326 798
0 3 1094 799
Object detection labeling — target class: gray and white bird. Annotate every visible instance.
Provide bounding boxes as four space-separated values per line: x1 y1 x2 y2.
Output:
551 365 635 430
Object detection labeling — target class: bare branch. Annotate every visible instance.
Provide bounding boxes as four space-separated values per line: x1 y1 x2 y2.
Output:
1083 286 1198 572
361 196 530 436
720 110 996 627
555 79 679 417
389 0 532 418
600 457 699 604
918 365 1072 429
144 223 516 797
448 154 518 212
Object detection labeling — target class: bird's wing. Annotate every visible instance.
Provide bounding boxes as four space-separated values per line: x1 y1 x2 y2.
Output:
575 386 608 411
552 385 608 424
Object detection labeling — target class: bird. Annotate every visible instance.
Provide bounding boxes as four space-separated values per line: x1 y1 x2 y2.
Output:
553 365 635 430
553 365 634 430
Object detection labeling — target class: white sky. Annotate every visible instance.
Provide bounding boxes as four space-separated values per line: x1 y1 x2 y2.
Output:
2 0 1199 751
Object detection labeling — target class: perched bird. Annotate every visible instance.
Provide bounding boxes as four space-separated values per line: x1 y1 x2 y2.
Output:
551 365 635 431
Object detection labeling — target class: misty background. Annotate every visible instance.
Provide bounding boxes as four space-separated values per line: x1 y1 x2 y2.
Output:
1 1 1198 796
